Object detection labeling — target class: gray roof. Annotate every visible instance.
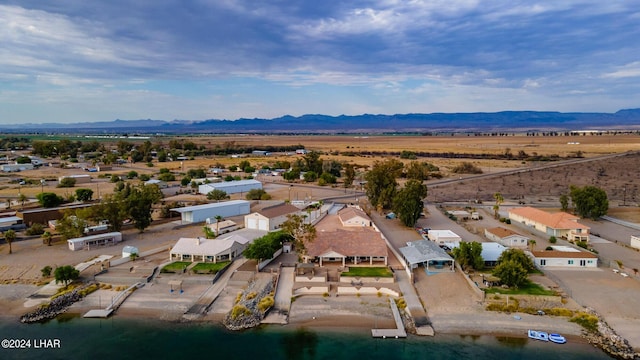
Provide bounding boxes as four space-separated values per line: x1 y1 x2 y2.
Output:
171 200 249 213
399 240 452 266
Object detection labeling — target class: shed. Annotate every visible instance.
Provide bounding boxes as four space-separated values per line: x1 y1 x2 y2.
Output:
427 230 462 245
171 200 250 224
198 179 262 195
59 174 92 184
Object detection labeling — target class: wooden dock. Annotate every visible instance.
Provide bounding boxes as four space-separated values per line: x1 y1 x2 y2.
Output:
371 298 407 338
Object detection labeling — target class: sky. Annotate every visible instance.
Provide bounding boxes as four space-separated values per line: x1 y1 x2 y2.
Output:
1 1 639 124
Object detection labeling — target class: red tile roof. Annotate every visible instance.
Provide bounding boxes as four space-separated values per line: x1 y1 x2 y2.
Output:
509 207 590 230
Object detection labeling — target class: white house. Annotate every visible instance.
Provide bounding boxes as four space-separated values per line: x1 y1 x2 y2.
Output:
169 229 267 263
171 200 250 224
205 219 238 236
67 232 122 251
427 230 462 245
244 202 300 231
1 163 34 172
198 179 262 195
531 246 598 268
484 227 529 249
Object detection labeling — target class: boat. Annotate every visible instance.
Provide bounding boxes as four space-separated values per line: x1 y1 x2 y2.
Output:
528 330 549 341
549 333 567 344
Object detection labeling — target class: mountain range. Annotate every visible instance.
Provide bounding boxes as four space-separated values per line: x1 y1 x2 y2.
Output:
2 109 640 134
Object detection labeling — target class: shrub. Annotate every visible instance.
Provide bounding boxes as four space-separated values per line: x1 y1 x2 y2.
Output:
26 223 45 236
451 162 483 174
549 236 557 244
231 305 250 320
58 177 76 188
246 291 257 300
570 312 599 333
576 241 588 249
257 296 274 312
234 292 243 304
395 298 407 310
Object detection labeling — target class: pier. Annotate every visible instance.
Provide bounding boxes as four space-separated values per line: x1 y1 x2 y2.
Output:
371 298 407 338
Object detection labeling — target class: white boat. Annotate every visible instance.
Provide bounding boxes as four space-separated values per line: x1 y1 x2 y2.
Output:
549 333 567 344
527 330 549 341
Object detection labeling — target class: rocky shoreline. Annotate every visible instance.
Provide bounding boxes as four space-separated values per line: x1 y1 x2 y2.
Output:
20 290 83 324
582 308 640 360
223 276 275 331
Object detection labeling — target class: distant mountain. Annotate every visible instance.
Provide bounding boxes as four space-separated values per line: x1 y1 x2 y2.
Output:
2 109 640 134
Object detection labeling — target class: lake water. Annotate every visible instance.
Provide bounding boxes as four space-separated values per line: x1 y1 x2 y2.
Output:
0 316 611 360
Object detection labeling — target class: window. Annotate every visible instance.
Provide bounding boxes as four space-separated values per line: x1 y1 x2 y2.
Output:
568 260 574 265
540 259 546 266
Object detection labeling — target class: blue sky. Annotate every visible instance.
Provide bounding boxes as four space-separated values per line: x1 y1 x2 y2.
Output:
1 1 639 124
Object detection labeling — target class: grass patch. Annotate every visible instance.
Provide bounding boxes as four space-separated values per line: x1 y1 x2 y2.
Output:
341 267 393 278
161 261 191 273
484 281 557 296
571 312 599 333
191 261 230 274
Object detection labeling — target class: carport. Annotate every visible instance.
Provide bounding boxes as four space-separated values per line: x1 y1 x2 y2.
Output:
399 240 454 273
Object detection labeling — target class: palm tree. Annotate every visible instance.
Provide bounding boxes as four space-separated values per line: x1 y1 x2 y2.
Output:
42 231 52 246
4 229 16 254
493 192 504 219
18 193 27 210
214 215 223 236
528 239 537 252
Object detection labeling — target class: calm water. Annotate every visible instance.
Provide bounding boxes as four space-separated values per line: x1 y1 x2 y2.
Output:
0 316 611 360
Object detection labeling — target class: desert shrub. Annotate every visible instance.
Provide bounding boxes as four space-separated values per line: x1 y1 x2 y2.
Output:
451 162 483 174
547 307 574 317
231 305 250 320
395 298 407 310
79 283 99 297
257 296 274 312
234 292 243 304
570 312 599 333
549 236 557 244
26 223 45 235
246 291 257 300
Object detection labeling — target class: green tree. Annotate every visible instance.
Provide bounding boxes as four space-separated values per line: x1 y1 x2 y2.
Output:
405 161 428 181
55 212 86 241
528 239 537 252
75 188 94 202
302 151 323 174
58 177 76 188
93 194 127 232
343 163 356 189
54 265 80 286
127 170 138 179
3 229 16 254
36 192 63 208
203 226 216 239
246 189 270 200
392 179 428 227
496 248 535 273
244 231 293 261
303 171 318 182
281 214 316 259
451 241 484 271
364 159 404 210
569 185 609 220
207 189 229 201
41 265 52 277
492 260 529 289
318 172 336 185
214 215 224 236
127 184 163 233
559 194 569 212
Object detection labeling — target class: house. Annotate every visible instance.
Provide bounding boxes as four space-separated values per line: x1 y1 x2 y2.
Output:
508 206 590 242
427 230 462 245
244 202 301 231
484 227 529 249
531 246 598 268
304 228 388 267
338 206 372 227
198 179 262 195
67 232 122 251
171 200 250 224
399 240 454 272
170 235 248 263
169 229 267 263
1 163 34 172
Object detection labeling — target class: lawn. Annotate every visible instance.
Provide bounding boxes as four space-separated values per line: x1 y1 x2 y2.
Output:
161 261 191 273
341 267 393 278
191 261 231 274
484 281 557 296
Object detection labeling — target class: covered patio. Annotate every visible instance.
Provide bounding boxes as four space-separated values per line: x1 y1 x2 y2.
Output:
399 240 454 273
